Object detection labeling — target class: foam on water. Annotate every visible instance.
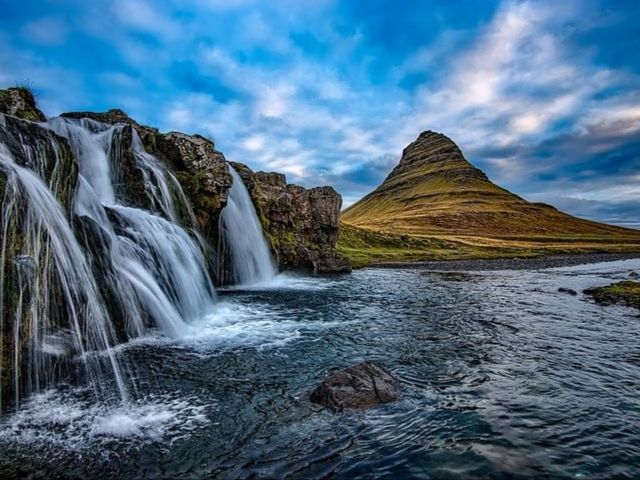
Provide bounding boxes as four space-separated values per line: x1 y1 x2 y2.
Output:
0 388 210 450
181 302 301 350
221 272 336 291
94 301 306 356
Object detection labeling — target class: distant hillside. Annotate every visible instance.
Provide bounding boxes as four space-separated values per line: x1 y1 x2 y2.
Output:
339 131 640 265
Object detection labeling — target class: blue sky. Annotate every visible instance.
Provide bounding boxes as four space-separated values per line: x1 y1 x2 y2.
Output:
2 0 640 226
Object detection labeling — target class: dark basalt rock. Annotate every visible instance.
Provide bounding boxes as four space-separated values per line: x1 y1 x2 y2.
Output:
230 162 351 273
310 362 398 411
156 131 231 237
558 287 577 295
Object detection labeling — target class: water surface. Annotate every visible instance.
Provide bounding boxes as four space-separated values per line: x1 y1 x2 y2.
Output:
2 259 640 479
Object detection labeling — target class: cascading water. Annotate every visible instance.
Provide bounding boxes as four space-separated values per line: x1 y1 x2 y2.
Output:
48 117 216 335
221 166 277 285
0 144 127 411
0 114 219 411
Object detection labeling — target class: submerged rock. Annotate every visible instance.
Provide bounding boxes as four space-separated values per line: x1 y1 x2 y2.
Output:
310 362 398 411
629 271 639 279
558 287 577 295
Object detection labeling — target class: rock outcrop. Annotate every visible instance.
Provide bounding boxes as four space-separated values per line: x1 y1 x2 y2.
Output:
1 90 350 276
584 281 640 309
558 287 578 296
230 162 351 273
310 362 399 411
0 87 46 122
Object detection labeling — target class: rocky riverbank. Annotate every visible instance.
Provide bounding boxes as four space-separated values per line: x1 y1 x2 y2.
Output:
585 280 640 309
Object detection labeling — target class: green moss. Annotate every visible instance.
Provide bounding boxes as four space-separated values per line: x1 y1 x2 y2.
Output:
585 281 640 309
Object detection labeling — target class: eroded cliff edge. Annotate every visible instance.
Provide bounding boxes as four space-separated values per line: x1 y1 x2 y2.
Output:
230 162 351 273
0 87 350 275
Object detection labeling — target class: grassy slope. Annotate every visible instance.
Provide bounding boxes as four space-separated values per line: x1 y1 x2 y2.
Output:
339 131 640 266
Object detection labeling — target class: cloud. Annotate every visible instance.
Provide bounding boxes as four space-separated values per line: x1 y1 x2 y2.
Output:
1 0 639 226
21 17 67 45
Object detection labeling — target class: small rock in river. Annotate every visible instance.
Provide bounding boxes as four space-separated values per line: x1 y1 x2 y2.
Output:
309 362 398 412
629 271 639 279
558 287 577 295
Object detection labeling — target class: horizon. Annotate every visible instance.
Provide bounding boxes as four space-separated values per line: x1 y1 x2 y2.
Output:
2 0 640 227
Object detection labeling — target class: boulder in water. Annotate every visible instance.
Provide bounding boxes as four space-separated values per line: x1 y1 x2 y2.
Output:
310 362 398 411
558 287 577 295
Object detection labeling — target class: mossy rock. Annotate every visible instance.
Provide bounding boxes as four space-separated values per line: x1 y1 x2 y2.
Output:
0 87 46 122
584 281 640 309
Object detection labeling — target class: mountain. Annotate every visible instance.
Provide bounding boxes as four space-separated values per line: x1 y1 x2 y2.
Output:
339 131 640 265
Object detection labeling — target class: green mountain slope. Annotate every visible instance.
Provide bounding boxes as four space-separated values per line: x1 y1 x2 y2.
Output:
339 131 640 265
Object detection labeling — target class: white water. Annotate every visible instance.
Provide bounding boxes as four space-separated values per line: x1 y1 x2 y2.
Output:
48 118 216 337
0 117 223 409
0 388 210 448
221 167 277 285
0 145 127 408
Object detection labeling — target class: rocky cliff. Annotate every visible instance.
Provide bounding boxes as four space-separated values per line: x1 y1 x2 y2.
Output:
230 162 351 272
0 87 348 276
0 87 350 409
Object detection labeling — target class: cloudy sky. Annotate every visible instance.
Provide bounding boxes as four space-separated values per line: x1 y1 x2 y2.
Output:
2 0 640 226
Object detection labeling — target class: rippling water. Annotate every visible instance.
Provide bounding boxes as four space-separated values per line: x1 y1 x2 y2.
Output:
2 259 640 479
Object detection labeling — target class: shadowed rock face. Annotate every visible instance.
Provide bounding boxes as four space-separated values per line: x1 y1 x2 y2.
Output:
230 162 351 273
310 362 398 411
343 130 640 238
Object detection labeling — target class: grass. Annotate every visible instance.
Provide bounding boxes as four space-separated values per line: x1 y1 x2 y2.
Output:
337 222 640 268
584 281 640 309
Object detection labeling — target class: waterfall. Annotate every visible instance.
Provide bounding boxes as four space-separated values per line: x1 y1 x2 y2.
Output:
0 115 218 410
0 144 127 410
221 167 277 285
47 117 216 333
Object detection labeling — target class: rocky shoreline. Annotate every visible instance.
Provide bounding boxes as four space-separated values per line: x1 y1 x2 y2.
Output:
370 252 640 271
